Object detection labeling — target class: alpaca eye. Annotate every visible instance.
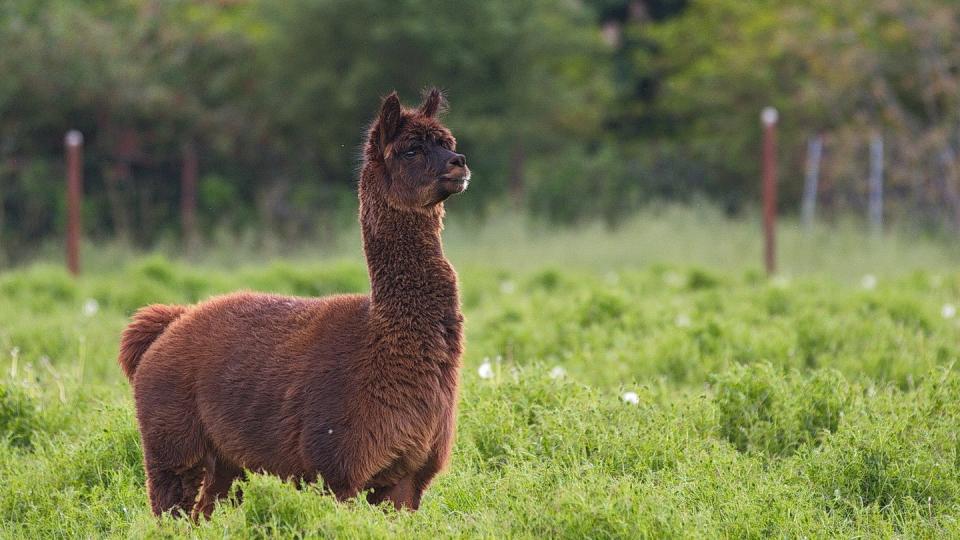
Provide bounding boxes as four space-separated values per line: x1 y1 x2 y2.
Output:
403 149 418 159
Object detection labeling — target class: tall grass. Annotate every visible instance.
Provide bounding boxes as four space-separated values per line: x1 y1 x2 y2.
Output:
0 207 958 537
19 203 958 282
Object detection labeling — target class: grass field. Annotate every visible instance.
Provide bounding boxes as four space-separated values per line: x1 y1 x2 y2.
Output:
1 208 959 538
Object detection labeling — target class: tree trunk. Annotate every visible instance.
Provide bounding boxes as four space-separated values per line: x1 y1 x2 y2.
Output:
0 172 5 266
99 120 139 244
180 139 199 255
939 148 960 234
509 142 526 207
103 161 132 244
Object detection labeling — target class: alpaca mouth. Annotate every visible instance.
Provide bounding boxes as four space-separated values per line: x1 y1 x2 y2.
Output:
439 172 470 193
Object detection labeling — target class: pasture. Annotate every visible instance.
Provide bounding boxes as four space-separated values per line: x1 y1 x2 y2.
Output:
1 208 959 538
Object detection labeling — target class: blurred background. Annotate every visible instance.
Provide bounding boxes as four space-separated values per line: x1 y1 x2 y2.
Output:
2 0 960 269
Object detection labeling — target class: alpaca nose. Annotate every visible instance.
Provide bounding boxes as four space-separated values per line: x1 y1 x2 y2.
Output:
448 153 466 168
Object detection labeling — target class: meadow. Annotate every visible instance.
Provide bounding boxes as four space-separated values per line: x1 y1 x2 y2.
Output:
1 206 959 538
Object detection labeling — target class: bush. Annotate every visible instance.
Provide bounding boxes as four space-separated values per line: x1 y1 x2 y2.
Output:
713 364 850 457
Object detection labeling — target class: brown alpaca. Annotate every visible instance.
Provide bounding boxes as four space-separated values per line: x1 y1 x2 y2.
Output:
118 89 468 519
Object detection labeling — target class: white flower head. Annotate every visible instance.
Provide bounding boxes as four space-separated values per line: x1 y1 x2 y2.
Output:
861 274 877 290
477 360 494 380
82 298 99 317
499 281 516 294
942 303 957 319
663 271 685 288
771 275 791 289
622 391 640 405
549 366 566 379
675 314 691 328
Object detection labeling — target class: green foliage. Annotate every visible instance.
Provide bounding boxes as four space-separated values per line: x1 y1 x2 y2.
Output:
712 364 850 456
0 0 614 252
4 0 960 251
0 380 39 448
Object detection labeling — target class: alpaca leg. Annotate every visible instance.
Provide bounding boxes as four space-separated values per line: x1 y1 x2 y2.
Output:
137 407 206 517
308 450 375 503
328 479 362 502
192 455 243 520
405 413 455 511
145 463 202 517
134 363 208 517
366 474 417 510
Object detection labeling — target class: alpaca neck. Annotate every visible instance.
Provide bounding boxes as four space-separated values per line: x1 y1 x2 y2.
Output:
360 197 459 326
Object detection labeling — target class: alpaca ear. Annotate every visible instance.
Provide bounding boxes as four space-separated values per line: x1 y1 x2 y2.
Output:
378 92 402 151
418 88 447 118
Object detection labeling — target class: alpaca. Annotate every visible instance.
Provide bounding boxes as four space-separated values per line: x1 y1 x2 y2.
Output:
118 89 469 519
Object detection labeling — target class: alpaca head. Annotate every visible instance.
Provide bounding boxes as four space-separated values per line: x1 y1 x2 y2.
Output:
364 88 470 211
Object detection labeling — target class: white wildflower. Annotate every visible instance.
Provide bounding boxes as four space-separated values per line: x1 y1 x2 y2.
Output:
499 281 516 294
942 303 957 319
663 271 684 288
860 274 877 290
549 366 566 379
82 298 99 317
771 275 791 289
675 314 691 328
478 360 494 379
622 391 640 405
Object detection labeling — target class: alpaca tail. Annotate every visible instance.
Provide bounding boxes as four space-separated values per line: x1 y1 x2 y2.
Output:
118 304 188 380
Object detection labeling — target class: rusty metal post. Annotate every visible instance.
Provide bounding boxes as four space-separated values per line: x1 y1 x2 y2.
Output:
761 107 778 276
65 130 83 276
180 139 198 254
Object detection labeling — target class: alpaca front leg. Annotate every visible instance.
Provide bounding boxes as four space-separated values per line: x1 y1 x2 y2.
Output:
321 469 376 504
366 475 417 510
307 425 397 504
409 412 456 508
313 461 370 502
191 455 243 520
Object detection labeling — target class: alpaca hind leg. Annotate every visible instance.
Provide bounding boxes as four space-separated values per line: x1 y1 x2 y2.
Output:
192 455 243 520
145 463 203 518
138 411 206 517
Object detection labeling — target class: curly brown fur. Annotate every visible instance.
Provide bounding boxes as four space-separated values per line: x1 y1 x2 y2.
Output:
119 88 469 518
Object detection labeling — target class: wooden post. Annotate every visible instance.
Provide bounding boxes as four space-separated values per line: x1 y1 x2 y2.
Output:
180 139 198 253
761 107 778 276
868 133 884 236
65 130 83 276
801 134 823 232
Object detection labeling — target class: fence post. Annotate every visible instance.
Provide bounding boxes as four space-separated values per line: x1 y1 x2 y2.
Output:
801 134 823 232
65 130 83 276
762 107 778 276
868 133 884 236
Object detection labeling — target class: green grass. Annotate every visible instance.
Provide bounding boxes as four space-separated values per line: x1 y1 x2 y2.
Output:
1 208 959 537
